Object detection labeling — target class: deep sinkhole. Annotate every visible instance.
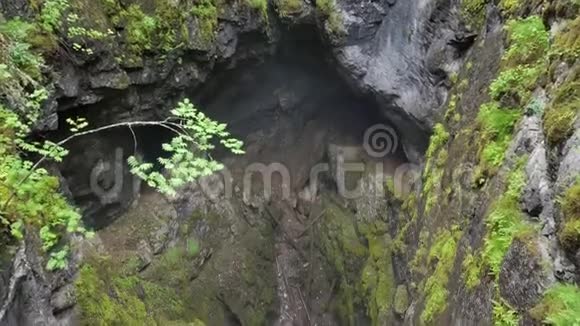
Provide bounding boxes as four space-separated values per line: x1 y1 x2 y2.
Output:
55 30 408 229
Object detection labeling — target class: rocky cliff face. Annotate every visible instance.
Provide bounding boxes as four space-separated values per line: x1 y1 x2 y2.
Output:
1 0 579 325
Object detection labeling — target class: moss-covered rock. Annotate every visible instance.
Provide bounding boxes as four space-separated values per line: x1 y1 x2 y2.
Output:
317 196 399 325
420 225 462 324
460 0 487 30
318 199 368 324
559 178 580 251
360 226 395 325
75 255 196 325
276 0 304 18
393 284 409 316
544 65 579 146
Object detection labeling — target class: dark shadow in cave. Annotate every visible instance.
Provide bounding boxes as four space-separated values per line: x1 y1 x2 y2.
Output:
192 26 409 195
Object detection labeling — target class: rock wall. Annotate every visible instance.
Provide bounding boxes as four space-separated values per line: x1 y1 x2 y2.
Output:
1 0 579 325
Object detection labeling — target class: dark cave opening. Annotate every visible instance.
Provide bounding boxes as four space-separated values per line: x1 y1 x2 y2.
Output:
54 27 408 229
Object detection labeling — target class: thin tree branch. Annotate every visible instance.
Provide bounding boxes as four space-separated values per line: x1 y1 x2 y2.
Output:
128 124 138 155
2 120 187 211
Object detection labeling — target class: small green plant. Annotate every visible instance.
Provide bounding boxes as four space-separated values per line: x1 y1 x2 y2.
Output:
128 98 244 196
462 252 482 289
490 16 548 103
247 0 268 18
482 158 530 277
477 102 521 170
559 178 580 250
425 123 450 168
38 0 70 33
426 123 450 158
409 229 430 275
186 238 200 256
544 67 579 146
0 19 45 79
551 16 580 62
492 299 519 326
531 284 580 325
489 65 545 101
504 16 549 67
191 0 219 43
120 5 158 53
422 123 449 212
473 16 548 178
0 107 91 270
445 94 461 122
421 226 462 324
66 13 110 55
499 0 520 14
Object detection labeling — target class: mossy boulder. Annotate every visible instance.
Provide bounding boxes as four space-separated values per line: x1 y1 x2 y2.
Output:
318 196 397 325
498 238 551 311
75 255 197 325
394 284 409 316
74 190 277 325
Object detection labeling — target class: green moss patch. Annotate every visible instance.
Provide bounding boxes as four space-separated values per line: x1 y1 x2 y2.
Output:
316 0 345 37
559 178 580 251
420 225 462 324
75 256 197 325
460 0 487 30
476 102 521 172
531 284 580 325
319 200 368 323
475 16 549 177
462 251 482 289
544 66 579 145
246 0 268 18
423 123 450 212
394 285 409 316
482 158 531 277
551 15 580 62
191 0 219 44
276 0 302 17
492 299 520 326
360 226 395 325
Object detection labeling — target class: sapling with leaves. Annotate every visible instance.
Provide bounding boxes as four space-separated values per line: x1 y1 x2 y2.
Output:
128 98 245 196
1 98 243 270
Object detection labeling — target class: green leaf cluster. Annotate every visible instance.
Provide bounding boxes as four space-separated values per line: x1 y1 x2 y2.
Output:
0 13 95 270
0 108 89 270
128 98 244 196
492 299 520 326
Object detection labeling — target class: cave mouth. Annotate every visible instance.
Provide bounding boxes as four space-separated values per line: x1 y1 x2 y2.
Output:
192 29 409 199
56 28 408 228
